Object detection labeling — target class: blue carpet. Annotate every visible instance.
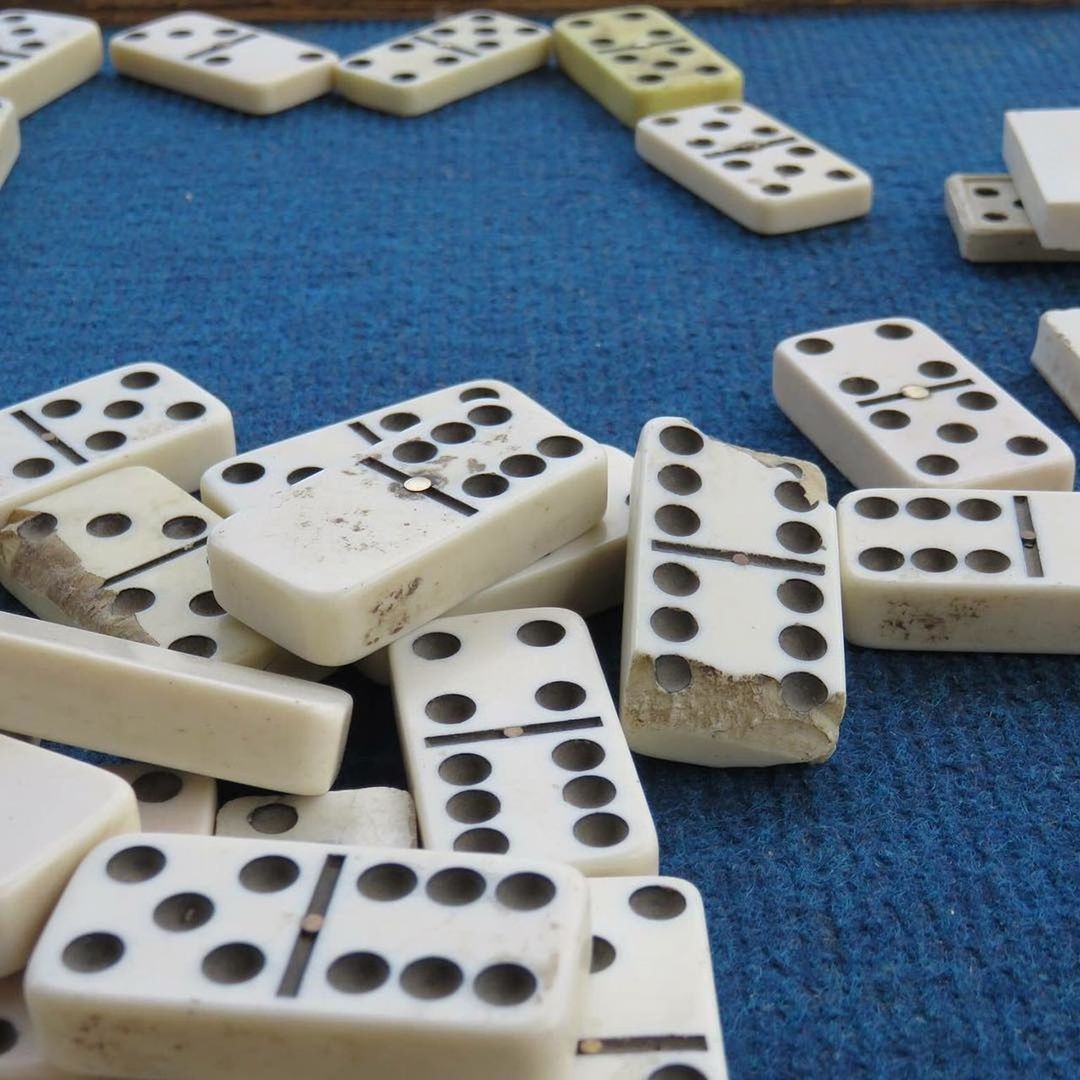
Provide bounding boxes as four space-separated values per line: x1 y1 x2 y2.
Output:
2 8 1079 1078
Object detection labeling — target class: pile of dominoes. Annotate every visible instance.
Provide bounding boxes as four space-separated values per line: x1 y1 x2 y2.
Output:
1 5 1079 1080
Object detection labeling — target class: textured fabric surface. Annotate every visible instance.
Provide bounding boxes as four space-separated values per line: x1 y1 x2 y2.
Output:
2 9 1079 1078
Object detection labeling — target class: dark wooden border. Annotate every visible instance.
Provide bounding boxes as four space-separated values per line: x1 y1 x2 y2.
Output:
54 1 1080 28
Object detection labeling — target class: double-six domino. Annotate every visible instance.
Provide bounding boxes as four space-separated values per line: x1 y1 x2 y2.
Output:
621 418 846 767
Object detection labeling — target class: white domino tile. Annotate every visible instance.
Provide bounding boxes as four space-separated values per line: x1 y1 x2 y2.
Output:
0 736 139 977
837 488 1080 653
621 419 846 767
0 10 101 118
0 97 17 189
335 10 550 117
0 612 351 794
1 973 81 1078
0 467 320 677
1031 309 1080 422
26 834 591 1080
103 763 217 835
390 608 658 874
1003 109 1080 251
109 12 336 115
773 317 1075 491
635 101 872 235
0 363 235 528
216 788 417 848
577 877 728 1080
208 385 607 666
357 444 631 684
944 174 1080 263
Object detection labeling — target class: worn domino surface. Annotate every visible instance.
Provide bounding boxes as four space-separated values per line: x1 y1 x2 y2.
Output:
202 379 541 516
1003 108 1080 251
944 174 1080 264
0 363 235 528
0 467 316 676
103 763 217 835
1031 309 1080 422
837 489 1080 652
26 834 591 1080
636 101 872 235
0 97 17 189
358 445 632 685
621 419 846 767
553 5 742 127
773 317 1076 490
109 12 336 115
1 973 81 1078
0 9 101 118
390 608 658 874
577 876 728 1079
335 10 549 117
216 788 417 848
0 736 139 977
208 384 607 666
0 612 351 794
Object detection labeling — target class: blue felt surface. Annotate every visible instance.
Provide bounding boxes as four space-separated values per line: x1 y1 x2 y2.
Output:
2 7 1079 1078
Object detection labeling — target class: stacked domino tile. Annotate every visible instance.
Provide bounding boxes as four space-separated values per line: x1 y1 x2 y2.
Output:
2 5 1079 1079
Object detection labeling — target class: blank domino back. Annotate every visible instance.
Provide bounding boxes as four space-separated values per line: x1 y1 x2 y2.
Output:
208 386 607 666
335 10 550 117
636 101 871 235
26 834 591 1080
944 174 1080 264
1032 308 1080 421
577 877 728 1079
0 611 351 793
0 466 316 676
109 12 336 115
0 97 17 188
1002 108 1080 251
0 9 102 117
773 317 1075 490
837 489 1080 653
552 5 742 127
621 418 846 767
0 363 235 527
0 736 139 977
389 608 658 874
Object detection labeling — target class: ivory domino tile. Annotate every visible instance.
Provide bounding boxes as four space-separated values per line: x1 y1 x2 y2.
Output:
0 467 321 677
636 101 871 234
553 6 741 127
0 736 139 977
1003 108 1080 251
389 608 658 874
1031 309 1080 422
207 385 607 666
103 763 217 835
26 834 591 1080
215 788 417 848
0 98 17 189
837 488 1080 652
335 10 550 117
0 364 235 528
577 877 728 1079
0 612 351 794
944 174 1080 263
0 10 101 118
109 12 336 115
621 419 846 767
773 317 1075 490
